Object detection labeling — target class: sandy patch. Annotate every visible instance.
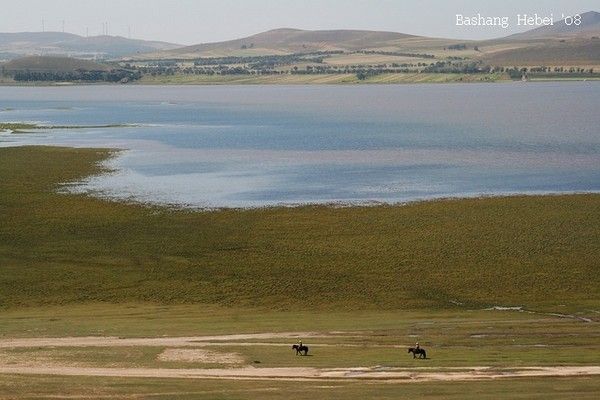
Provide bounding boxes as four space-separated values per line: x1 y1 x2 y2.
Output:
158 348 244 364
0 364 598 382
0 332 347 349
1 333 598 383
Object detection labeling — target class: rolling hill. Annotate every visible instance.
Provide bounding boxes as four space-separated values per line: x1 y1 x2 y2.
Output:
173 27 416 55
2 55 112 73
481 38 600 66
476 11 600 66
0 56 141 83
134 10 600 67
2 10 599 70
507 11 600 40
0 32 181 60
140 28 442 58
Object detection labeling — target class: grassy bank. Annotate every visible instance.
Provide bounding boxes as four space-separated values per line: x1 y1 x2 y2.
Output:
0 146 598 312
3 73 598 86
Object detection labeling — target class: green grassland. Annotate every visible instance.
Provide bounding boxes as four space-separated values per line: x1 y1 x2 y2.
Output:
1 146 599 312
1 303 599 399
1 302 598 371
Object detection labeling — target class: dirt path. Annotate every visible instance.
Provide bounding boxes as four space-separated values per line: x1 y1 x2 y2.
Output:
0 332 348 349
0 364 598 382
1 334 598 383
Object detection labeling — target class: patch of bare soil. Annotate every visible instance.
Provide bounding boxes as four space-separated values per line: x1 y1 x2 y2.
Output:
0 332 345 349
0 334 598 383
0 364 598 382
158 348 244 364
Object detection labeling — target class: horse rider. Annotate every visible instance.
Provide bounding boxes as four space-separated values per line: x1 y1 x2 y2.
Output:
415 342 420 350
299 340 303 348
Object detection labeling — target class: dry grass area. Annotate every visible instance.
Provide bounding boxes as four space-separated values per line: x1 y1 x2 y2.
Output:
323 53 432 66
157 348 244 364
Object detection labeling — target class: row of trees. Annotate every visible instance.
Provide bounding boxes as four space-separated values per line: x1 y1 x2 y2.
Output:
422 60 491 74
125 52 599 81
139 64 424 76
358 50 435 59
503 66 597 79
190 51 343 67
133 62 599 79
10 69 141 82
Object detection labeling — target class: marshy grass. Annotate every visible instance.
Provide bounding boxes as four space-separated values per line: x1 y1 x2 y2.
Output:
1 146 598 312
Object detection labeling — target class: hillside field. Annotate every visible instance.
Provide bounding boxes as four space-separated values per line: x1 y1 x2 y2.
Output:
137 72 507 85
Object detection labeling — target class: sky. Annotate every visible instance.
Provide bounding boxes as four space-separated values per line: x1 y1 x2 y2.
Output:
0 0 598 44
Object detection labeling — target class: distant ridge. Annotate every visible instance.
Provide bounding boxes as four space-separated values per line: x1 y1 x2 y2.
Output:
2 10 599 65
481 11 600 66
0 32 181 60
507 11 600 39
154 28 420 58
2 55 112 73
137 13 600 62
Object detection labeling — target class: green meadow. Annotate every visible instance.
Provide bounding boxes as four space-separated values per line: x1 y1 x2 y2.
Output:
1 146 599 312
1 303 599 399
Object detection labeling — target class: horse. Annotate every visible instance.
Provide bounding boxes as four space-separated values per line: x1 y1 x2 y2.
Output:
292 344 309 356
408 347 427 359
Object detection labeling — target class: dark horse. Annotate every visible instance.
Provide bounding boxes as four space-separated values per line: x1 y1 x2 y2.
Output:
292 344 309 356
408 347 427 359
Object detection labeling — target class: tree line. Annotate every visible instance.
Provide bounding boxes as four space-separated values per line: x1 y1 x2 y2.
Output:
7 69 141 83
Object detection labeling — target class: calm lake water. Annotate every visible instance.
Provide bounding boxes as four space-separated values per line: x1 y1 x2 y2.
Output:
1 83 599 208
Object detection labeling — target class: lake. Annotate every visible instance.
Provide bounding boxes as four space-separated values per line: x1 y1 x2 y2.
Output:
1 83 599 208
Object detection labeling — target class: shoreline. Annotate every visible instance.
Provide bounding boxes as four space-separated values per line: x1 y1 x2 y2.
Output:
1 73 599 87
2 142 598 212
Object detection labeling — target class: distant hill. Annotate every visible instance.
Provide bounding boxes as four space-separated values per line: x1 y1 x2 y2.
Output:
1 56 141 83
0 32 181 60
2 56 112 73
482 38 600 66
477 12 600 66
507 11 600 40
147 28 424 58
3 11 599 67
136 14 600 66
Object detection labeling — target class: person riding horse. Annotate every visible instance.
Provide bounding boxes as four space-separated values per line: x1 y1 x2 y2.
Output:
292 340 309 355
408 342 427 359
